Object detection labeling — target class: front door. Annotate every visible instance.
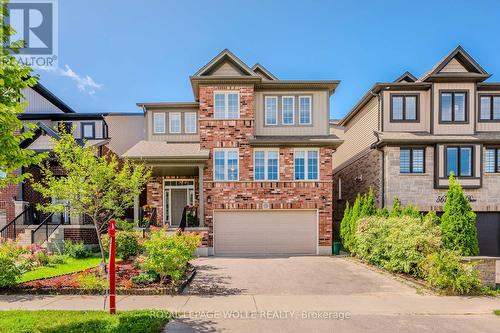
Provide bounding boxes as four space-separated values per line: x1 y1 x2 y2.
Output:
170 189 187 226
163 180 195 226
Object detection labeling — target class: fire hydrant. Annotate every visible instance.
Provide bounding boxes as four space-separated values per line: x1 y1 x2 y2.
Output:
108 219 116 314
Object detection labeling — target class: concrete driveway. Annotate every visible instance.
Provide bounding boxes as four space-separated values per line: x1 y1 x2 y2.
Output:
184 256 416 296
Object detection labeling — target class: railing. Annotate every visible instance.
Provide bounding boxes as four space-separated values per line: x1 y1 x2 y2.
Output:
139 207 157 237
0 203 37 241
31 213 59 245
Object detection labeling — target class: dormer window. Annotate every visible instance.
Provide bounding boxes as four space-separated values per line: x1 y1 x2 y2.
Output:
440 91 467 123
214 92 239 119
391 95 418 121
81 122 95 139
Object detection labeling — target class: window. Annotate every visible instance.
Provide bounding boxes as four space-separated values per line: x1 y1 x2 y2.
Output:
214 92 239 119
213 149 239 181
184 112 197 133
400 148 425 174
294 149 319 180
446 147 472 177
169 112 181 133
81 122 95 139
440 92 467 122
485 148 500 173
299 96 312 124
479 95 500 121
254 149 279 181
153 113 166 134
282 96 295 125
391 95 418 121
265 96 278 125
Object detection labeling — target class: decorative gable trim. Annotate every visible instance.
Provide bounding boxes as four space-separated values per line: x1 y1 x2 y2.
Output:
251 63 277 80
192 49 259 77
394 71 417 83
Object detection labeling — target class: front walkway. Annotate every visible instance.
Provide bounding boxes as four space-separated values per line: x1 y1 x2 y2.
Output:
0 257 498 332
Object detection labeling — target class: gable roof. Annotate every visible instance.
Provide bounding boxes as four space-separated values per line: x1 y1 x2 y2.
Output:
19 121 61 149
419 46 490 82
251 63 277 80
394 71 417 83
192 49 259 77
31 83 76 113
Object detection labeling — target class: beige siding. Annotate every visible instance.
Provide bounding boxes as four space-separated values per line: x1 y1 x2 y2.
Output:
440 58 468 73
145 109 199 142
29 134 54 150
105 115 145 156
477 90 500 132
432 82 475 135
254 90 329 136
332 97 379 170
382 90 431 132
210 62 244 76
329 126 344 140
22 87 64 114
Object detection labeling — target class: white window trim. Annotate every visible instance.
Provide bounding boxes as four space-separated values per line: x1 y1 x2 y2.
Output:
169 112 181 134
282 96 295 125
293 148 320 181
264 96 278 126
298 96 312 125
153 112 166 134
253 148 280 181
82 124 94 138
213 91 240 119
213 148 239 181
184 112 197 134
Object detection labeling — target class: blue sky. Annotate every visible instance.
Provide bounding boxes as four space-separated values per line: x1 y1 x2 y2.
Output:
33 0 500 119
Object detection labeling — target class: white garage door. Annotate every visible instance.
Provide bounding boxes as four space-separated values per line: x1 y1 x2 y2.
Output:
214 210 317 256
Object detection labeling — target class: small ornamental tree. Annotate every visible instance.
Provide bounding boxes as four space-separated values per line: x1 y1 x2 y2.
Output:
361 188 377 217
389 197 402 217
0 0 45 187
33 133 151 264
340 202 352 251
440 175 479 256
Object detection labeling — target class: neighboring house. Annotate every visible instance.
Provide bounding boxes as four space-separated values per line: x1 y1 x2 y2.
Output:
332 46 500 256
113 49 342 256
0 83 109 246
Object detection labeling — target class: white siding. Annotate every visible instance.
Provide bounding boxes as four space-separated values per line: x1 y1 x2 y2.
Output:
22 87 65 114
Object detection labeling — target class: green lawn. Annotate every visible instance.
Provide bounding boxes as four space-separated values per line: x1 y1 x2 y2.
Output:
18 256 102 283
0 310 170 333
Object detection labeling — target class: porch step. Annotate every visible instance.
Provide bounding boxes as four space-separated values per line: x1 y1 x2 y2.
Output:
44 227 65 254
16 228 33 248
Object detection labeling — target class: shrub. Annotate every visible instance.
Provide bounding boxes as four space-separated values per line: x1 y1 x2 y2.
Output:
421 249 481 294
0 240 28 288
102 231 143 260
116 219 135 231
441 175 479 256
143 230 201 282
63 240 91 259
339 202 352 251
389 197 402 217
32 249 50 267
47 255 66 265
130 271 160 285
76 272 108 290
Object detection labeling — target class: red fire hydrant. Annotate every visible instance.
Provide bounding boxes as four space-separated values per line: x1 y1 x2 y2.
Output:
108 219 116 314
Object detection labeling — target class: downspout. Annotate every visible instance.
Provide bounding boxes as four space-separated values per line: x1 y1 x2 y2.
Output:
370 88 385 208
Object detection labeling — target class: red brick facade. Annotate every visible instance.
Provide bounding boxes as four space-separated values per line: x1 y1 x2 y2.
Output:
0 182 19 225
64 228 98 245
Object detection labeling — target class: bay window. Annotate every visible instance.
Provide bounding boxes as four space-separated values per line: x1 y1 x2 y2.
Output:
446 146 472 177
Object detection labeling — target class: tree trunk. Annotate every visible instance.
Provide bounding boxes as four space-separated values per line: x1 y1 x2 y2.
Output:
93 220 107 275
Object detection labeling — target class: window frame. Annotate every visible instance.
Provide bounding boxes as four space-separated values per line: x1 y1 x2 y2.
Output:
478 94 500 122
253 148 280 181
298 95 312 125
293 148 320 181
184 112 197 134
81 122 95 139
485 147 500 173
390 94 419 122
153 112 166 134
213 91 240 119
281 96 295 125
169 112 181 134
439 90 469 124
445 145 474 178
213 148 239 182
264 96 278 126
399 147 426 174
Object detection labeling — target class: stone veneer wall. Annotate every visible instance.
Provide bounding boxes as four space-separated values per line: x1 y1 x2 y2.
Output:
384 146 500 211
198 84 334 248
461 257 499 288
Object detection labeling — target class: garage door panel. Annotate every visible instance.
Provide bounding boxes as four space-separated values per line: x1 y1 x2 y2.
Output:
214 210 317 256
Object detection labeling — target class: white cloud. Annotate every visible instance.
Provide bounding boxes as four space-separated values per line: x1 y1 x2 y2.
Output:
39 65 103 95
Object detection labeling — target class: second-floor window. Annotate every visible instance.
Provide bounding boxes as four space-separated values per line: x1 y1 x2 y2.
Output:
185 112 197 133
265 96 278 125
391 95 417 121
479 95 500 121
294 149 319 180
254 149 279 181
153 113 166 134
214 92 239 119
214 149 239 181
440 92 467 123
485 148 500 173
282 96 295 125
400 148 424 173
81 122 95 139
446 146 472 177
169 113 181 134
299 96 312 125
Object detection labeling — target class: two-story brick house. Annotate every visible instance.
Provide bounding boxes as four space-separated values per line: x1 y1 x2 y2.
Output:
332 46 500 256
113 49 342 256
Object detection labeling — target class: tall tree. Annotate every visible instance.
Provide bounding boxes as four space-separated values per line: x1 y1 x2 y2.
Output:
33 133 151 264
0 0 44 187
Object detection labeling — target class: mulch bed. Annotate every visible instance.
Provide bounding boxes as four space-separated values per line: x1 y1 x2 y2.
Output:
8 260 196 296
